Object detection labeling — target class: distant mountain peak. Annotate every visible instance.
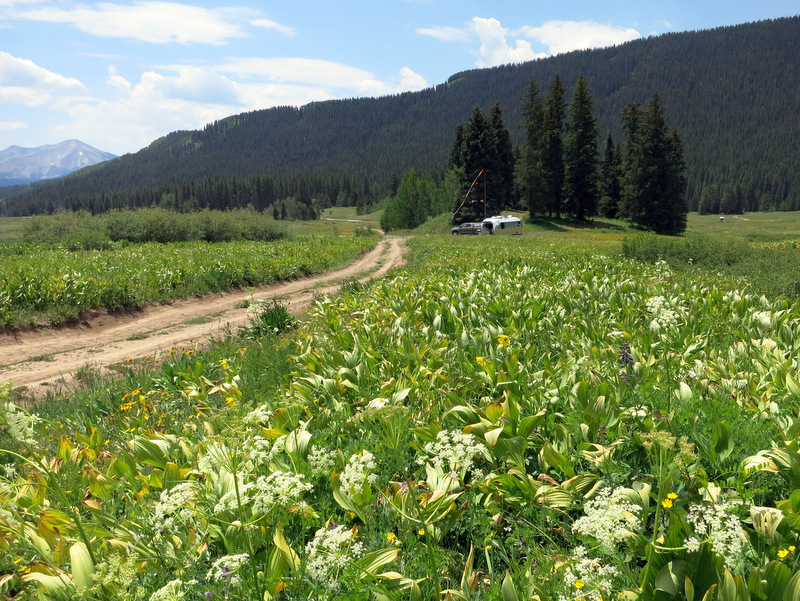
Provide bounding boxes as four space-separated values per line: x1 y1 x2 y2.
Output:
0 140 116 186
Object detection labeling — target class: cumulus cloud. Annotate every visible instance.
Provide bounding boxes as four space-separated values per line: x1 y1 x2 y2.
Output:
0 51 84 88
418 16 641 67
0 52 84 106
52 60 428 153
471 17 545 67
14 1 249 44
517 20 641 55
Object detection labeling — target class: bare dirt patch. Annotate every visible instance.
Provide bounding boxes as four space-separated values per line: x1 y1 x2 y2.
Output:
1 237 408 395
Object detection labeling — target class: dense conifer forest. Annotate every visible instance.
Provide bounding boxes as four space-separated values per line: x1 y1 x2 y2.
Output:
1 16 798 217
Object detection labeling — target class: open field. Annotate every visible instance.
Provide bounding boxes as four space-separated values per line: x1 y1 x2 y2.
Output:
2 223 800 600
0 237 375 328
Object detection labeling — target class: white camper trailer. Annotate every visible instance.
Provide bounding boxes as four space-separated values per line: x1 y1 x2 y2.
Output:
481 215 522 235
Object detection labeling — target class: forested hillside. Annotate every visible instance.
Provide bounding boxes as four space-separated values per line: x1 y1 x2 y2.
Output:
2 16 798 216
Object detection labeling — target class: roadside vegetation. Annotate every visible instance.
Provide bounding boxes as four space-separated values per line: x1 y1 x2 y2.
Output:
0 235 375 328
2 219 800 600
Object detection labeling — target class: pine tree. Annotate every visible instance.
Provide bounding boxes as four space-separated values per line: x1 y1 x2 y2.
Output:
488 103 515 214
621 94 687 234
450 107 494 221
564 75 599 221
598 135 623 218
517 80 545 219
542 75 566 218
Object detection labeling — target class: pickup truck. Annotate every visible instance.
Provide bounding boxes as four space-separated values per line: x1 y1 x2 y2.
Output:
450 222 483 235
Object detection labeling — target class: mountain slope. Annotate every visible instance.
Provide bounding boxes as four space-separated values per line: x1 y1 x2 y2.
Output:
2 16 799 215
0 140 116 186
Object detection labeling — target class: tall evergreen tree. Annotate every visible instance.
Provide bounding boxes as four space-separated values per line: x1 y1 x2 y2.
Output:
620 94 688 234
488 103 516 213
450 107 495 221
564 74 599 221
598 135 623 218
517 80 545 220
542 75 566 218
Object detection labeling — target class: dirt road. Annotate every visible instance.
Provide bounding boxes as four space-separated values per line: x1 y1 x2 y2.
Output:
0 237 407 395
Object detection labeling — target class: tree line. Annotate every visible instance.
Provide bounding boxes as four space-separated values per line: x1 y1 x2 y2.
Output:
386 75 687 234
1 16 798 218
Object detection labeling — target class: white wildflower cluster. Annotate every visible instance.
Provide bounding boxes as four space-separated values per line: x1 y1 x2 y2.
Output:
684 502 749 571
88 552 140 598
248 435 272 466
207 553 250 588
339 451 378 501
149 578 193 601
417 429 485 477
243 404 272 426
308 445 337 476
1 402 42 446
305 523 364 590
646 295 683 333
572 488 642 552
213 471 312 515
559 545 621 601
214 481 255 514
267 434 287 463
251 471 313 514
151 482 199 534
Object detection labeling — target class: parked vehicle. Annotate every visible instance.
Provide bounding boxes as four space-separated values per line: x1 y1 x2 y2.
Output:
451 222 483 235
481 215 522 235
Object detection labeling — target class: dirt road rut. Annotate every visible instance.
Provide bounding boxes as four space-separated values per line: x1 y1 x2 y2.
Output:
0 237 407 395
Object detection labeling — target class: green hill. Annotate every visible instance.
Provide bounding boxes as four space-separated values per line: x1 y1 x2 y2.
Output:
2 16 798 216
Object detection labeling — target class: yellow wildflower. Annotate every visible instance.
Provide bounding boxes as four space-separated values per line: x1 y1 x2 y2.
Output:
778 549 789 559
386 532 396 542
497 334 510 347
790 545 797 552
575 580 585 589
667 492 678 500
418 528 425 536
661 498 673 509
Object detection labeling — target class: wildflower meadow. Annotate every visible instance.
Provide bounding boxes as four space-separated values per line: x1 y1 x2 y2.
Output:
2 234 800 600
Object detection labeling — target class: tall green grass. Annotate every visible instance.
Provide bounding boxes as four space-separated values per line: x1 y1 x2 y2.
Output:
0 236 375 327
21 208 285 250
622 232 800 298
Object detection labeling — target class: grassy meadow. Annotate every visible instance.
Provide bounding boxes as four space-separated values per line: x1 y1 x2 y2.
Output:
2 212 800 600
0 209 378 328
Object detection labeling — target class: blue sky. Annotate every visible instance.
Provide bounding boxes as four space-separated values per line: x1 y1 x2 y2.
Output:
1 0 797 156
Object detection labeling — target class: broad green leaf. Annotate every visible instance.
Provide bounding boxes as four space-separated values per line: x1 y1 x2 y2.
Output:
655 560 686 596
354 547 400 576
712 421 734 461
273 524 300 572
69 542 94 591
501 571 519 601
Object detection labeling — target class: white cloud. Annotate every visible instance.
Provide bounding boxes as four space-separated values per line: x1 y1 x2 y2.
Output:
0 51 84 88
517 20 641 55
218 57 427 95
52 59 428 154
472 17 545 67
15 1 249 44
0 120 27 131
251 18 296 37
0 52 84 106
417 25 470 42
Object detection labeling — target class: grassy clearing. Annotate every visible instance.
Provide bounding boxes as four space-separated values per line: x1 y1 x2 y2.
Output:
2 231 800 600
0 217 26 240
